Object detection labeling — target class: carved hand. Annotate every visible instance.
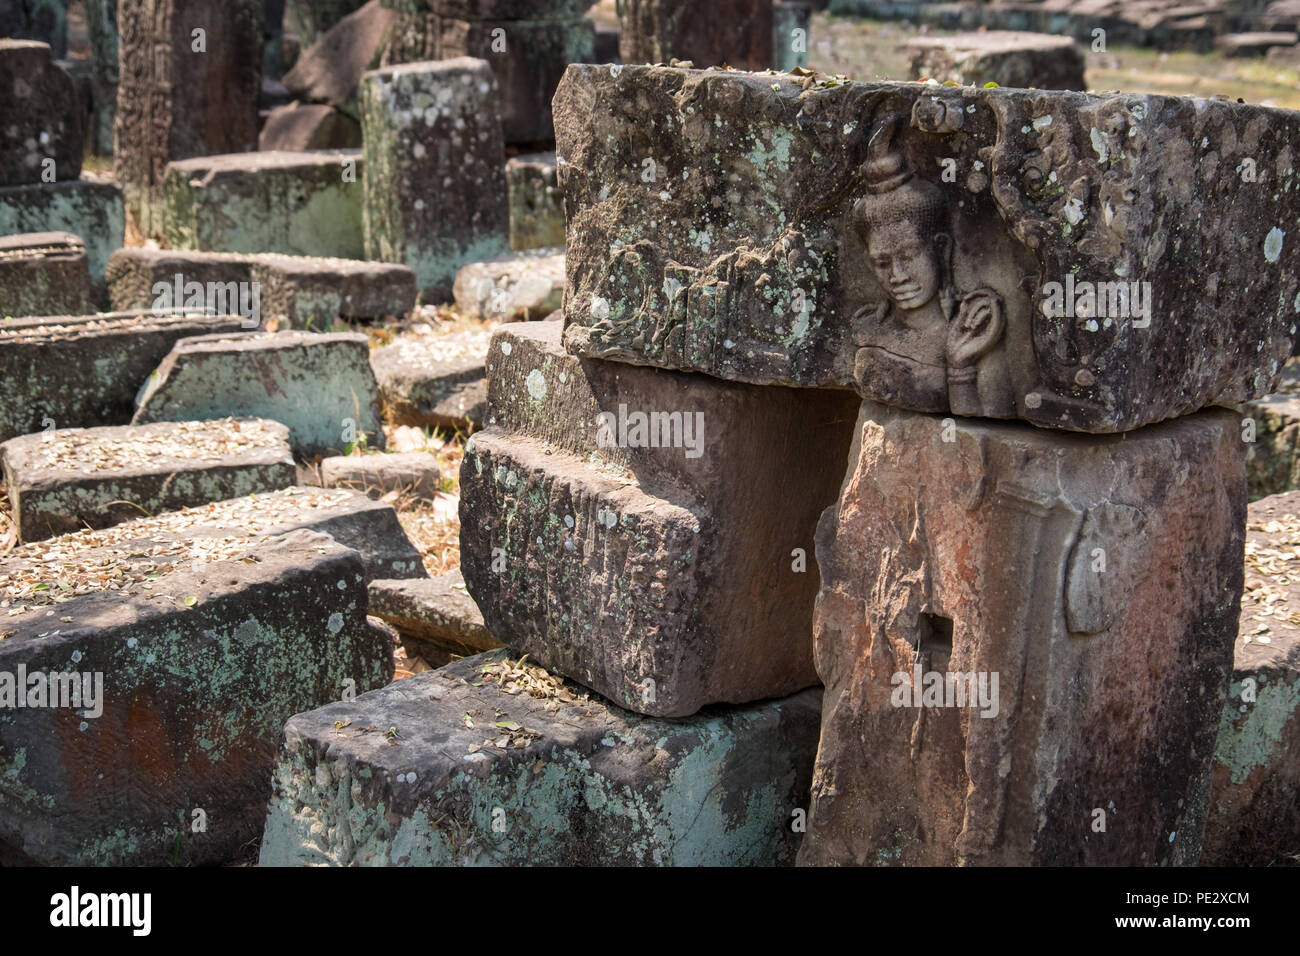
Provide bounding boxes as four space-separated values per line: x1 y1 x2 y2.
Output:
947 290 1005 369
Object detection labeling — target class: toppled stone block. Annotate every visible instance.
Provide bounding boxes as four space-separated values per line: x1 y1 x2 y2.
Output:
618 0 775 70
1243 358 1300 500
106 247 416 328
0 531 393 866
1215 31 1299 56
0 311 247 442
115 0 264 233
285 0 397 117
1202 490 1300 866
258 102 362 150
250 254 415 327
0 417 296 542
907 30 1086 91
799 402 1246 866
287 0 369 48
506 151 564 251
0 39 84 187
437 17 595 143
132 331 386 457
370 324 489 431
459 321 858 717
359 58 509 301
0 232 91 318
453 247 564 320
258 650 821 866
556 65 1300 433
0 177 124 305
319 451 442 500
162 150 364 259
368 569 500 660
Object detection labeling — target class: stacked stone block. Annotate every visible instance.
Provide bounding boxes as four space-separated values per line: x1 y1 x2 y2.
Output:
114 0 264 235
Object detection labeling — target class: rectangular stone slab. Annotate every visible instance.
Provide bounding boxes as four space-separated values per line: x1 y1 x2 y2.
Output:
161 150 365 259
258 649 822 866
368 568 501 659
0 231 91 319
906 30 1086 91
800 402 1246 866
0 311 248 442
555 64 1300 433
0 417 296 542
0 483 427 585
458 320 858 717
106 246 417 327
0 531 393 866
1201 489 1300 866
132 330 386 457
359 57 509 301
370 325 490 430
0 178 124 305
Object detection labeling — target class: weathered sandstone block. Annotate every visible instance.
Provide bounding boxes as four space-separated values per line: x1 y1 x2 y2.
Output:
458 321 858 717
1202 490 1300 866
106 246 416 327
453 247 564 320
359 57 509 301
370 324 489 430
1242 358 1300 500
132 331 386 457
506 151 565 251
0 39 83 187
907 31 1086 91
556 65 1300 433
368 569 500 661
799 402 1246 866
0 232 91 318
258 650 821 866
0 418 295 542
0 531 392 865
618 0 775 70
0 311 247 442
0 177 124 304
161 150 364 259
115 0 264 232
257 102 362 150
436 17 595 143
319 451 441 500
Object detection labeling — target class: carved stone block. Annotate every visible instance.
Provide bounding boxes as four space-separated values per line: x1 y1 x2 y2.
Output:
556 65 1300 433
799 401 1246 866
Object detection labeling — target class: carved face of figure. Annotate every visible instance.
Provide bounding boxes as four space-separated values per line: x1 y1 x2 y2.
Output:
865 219 945 313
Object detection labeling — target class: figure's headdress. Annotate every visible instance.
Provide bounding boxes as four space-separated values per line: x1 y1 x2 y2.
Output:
856 115 950 241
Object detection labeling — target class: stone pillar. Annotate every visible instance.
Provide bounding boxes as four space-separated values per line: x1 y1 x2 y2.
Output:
773 1 810 72
84 0 118 156
617 0 774 70
798 402 1245 865
114 0 264 235
0 39 83 187
359 57 509 301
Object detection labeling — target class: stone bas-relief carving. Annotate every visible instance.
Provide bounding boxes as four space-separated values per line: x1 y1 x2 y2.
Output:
556 64 1300 433
799 401 1246 866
